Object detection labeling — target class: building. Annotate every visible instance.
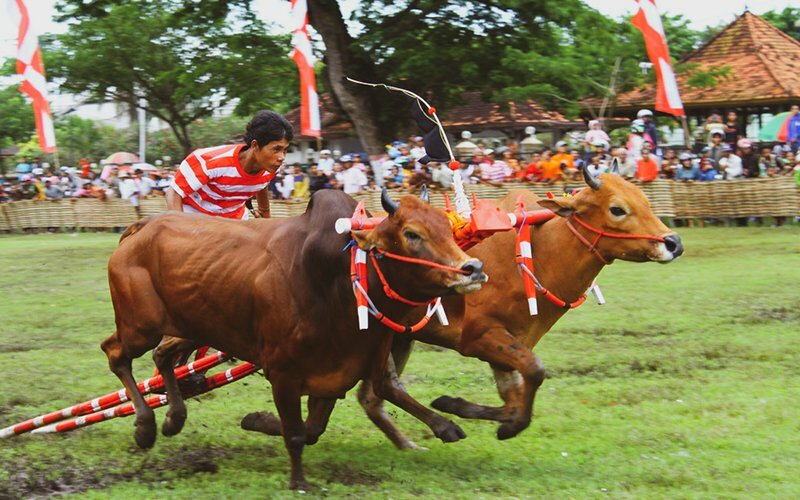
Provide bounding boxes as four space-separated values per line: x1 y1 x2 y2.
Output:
285 91 578 162
584 11 800 142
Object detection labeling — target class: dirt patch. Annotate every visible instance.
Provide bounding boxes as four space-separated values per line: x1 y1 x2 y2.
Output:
568 325 675 338
0 343 38 354
317 462 383 486
0 446 229 498
733 305 800 325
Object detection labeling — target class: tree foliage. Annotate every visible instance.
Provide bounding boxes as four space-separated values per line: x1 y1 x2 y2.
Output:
762 7 800 41
46 0 298 155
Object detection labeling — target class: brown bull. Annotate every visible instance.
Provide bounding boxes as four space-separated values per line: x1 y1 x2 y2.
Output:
101 189 486 489
354 171 684 447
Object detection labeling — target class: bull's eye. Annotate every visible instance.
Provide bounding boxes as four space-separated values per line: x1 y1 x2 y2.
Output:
610 206 627 217
404 230 421 243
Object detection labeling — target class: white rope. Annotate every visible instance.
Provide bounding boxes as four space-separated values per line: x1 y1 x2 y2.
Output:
346 77 471 218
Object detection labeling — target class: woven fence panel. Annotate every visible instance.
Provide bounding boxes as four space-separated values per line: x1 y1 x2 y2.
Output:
71 199 138 228
0 179 796 230
670 177 798 218
0 204 10 231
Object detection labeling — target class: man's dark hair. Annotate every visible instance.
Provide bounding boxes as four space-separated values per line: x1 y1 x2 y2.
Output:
244 110 294 147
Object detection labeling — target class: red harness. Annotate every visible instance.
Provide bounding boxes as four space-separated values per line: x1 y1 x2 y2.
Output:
517 212 666 310
350 245 469 334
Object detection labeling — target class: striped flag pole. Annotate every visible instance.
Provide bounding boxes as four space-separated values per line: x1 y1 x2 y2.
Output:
289 0 321 138
7 0 57 155
0 351 231 438
31 362 259 434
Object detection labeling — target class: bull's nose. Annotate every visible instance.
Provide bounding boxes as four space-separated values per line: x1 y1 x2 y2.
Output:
663 234 684 258
461 258 484 279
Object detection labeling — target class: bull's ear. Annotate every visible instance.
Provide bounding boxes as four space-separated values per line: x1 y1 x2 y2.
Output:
351 229 376 250
537 196 576 217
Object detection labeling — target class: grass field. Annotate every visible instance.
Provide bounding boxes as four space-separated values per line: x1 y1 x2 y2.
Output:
0 227 798 498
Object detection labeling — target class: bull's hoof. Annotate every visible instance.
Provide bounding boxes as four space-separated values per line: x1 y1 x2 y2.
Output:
496 421 528 440
430 395 464 415
289 478 310 491
162 410 186 437
240 411 282 436
134 415 157 449
434 421 466 443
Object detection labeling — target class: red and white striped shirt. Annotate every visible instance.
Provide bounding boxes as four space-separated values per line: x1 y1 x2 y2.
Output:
170 144 278 220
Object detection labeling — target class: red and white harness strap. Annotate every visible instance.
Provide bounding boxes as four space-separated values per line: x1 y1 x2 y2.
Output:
350 245 452 333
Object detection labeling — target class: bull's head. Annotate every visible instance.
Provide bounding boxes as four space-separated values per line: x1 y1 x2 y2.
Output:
352 189 488 298
537 170 683 263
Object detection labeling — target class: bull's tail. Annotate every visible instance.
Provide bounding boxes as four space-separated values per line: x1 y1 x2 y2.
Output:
119 217 152 243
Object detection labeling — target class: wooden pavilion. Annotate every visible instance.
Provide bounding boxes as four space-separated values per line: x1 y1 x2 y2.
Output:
583 11 800 140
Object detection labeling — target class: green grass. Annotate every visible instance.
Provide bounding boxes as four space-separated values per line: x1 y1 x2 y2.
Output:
1 227 799 498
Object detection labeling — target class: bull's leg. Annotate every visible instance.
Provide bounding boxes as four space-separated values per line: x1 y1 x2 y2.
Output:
357 339 426 450
370 336 466 444
152 337 197 437
101 331 159 449
271 373 308 490
240 396 336 446
431 328 545 440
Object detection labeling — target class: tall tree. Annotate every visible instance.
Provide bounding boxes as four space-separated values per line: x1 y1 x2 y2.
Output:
762 7 800 41
47 0 298 155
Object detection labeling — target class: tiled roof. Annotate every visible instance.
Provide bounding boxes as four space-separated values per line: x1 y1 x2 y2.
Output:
440 91 575 130
285 91 575 141
588 12 800 112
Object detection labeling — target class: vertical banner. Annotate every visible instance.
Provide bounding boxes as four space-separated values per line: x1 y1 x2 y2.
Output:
631 0 685 117
289 0 321 137
8 0 57 152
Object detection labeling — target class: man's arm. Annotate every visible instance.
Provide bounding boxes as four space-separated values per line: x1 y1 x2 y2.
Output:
256 187 270 218
165 187 184 212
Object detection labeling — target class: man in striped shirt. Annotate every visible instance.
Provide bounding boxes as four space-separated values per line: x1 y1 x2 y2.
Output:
166 110 293 219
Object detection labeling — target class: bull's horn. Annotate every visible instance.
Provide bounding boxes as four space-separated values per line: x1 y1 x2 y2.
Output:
381 187 399 216
581 165 602 191
420 184 430 203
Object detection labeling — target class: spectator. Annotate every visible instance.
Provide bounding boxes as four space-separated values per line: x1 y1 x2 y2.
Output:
587 155 608 177
723 111 741 149
550 141 574 177
697 158 719 181
293 166 310 199
584 120 610 152
787 104 800 153
318 149 335 174
708 130 725 165
636 148 659 182
308 164 330 194
592 140 611 165
627 121 646 162
717 144 743 179
615 149 636 179
637 109 658 147
502 149 521 179
676 153 700 181
409 136 426 170
758 147 781 177
524 152 543 182
44 180 63 199
481 149 511 183
539 150 563 183
738 139 759 179
431 162 454 189
342 157 368 194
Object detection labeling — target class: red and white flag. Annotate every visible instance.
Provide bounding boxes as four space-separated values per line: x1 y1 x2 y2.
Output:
631 0 685 117
289 0 321 137
7 0 57 152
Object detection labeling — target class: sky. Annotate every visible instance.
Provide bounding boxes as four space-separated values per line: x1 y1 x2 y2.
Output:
2 0 796 59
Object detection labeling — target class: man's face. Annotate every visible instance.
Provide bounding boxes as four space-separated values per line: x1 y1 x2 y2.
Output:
642 150 650 159
712 134 722 144
252 138 289 173
791 105 799 116
727 112 737 122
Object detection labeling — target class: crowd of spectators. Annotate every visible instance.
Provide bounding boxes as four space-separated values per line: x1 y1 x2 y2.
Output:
0 159 173 211
3 107 800 210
